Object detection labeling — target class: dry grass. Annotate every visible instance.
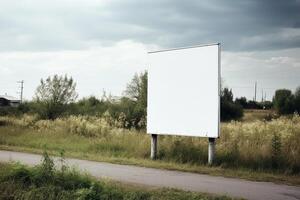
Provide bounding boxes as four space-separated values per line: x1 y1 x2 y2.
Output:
0 114 300 185
242 109 277 122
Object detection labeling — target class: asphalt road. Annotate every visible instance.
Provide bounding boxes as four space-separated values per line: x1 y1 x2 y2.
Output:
0 150 299 200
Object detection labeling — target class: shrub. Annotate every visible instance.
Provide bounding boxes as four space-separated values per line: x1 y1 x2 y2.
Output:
40 151 55 180
221 101 243 121
295 87 300 113
273 89 295 114
271 133 282 168
221 88 243 121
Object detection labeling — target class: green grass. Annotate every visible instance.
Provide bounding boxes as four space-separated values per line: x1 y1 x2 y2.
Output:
0 160 236 200
0 115 300 186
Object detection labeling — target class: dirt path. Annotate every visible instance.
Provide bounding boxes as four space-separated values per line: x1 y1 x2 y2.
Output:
0 150 299 200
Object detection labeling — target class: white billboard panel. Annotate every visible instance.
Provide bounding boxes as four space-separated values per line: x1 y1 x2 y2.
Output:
147 44 220 138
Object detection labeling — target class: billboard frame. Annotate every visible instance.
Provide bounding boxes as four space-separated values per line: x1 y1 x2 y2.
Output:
147 43 221 164
147 43 221 138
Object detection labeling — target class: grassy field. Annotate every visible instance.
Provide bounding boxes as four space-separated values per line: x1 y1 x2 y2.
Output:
242 109 277 122
0 113 299 185
0 153 235 200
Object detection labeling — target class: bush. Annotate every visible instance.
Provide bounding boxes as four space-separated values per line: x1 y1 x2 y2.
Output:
221 88 243 121
271 133 282 169
273 89 295 114
221 101 243 121
295 87 300 113
234 97 247 108
0 101 34 116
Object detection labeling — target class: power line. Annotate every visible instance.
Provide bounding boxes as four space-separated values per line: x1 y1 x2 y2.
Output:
229 85 287 90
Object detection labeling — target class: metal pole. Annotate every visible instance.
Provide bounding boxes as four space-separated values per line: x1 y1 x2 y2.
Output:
17 80 24 103
151 134 158 160
254 81 257 102
208 138 215 165
20 80 24 103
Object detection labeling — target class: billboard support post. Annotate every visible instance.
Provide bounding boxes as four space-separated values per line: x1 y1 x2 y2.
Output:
208 138 215 165
150 134 158 159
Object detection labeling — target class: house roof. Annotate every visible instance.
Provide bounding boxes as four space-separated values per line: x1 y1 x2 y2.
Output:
0 95 20 101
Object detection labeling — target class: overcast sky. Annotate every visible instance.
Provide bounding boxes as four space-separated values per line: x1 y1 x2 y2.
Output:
0 0 300 101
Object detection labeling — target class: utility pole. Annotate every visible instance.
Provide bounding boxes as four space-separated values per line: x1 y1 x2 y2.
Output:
254 81 257 102
261 89 264 102
265 92 267 102
17 80 24 103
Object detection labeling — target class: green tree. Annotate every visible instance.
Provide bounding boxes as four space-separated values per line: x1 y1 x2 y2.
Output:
35 74 78 119
123 71 147 128
124 71 147 110
221 87 243 121
273 89 295 115
295 87 300 113
235 97 247 108
221 88 234 102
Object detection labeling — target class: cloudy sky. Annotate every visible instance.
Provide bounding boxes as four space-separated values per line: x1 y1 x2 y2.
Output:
0 0 300 101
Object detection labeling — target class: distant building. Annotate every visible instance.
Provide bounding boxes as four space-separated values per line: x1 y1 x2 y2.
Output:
0 95 21 107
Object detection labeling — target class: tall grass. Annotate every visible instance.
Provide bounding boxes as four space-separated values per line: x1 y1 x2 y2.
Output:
0 114 300 174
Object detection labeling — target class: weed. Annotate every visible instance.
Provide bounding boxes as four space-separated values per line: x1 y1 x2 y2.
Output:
271 133 282 168
0 114 300 175
0 159 234 200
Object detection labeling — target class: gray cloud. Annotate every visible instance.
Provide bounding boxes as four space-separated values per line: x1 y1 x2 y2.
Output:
0 0 299 52
1 0 300 101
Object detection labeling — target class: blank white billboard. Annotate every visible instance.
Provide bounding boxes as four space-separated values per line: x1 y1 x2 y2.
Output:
147 44 220 138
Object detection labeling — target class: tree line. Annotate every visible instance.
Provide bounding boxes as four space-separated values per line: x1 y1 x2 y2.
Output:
273 89 300 115
1 73 299 129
